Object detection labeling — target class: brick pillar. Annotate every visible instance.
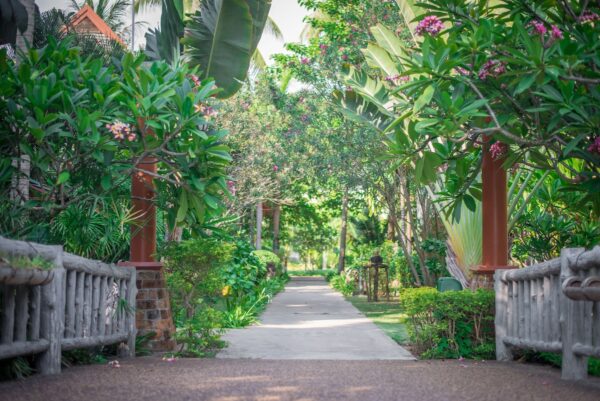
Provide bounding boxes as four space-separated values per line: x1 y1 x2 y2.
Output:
135 267 177 351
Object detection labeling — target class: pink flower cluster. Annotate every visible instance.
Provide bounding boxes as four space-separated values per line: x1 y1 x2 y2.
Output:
489 142 508 160
195 103 218 119
227 180 236 195
530 20 563 40
588 137 600 154
579 11 600 23
478 60 506 80
106 121 136 141
384 74 410 84
273 165 279 172
301 57 311 65
415 16 444 36
189 74 201 87
454 67 470 76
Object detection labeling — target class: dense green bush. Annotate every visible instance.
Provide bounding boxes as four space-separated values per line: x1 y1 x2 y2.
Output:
161 238 233 356
329 274 356 296
252 249 283 276
399 288 495 359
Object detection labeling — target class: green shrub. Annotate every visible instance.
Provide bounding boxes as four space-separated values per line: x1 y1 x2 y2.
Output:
290 269 336 278
329 274 356 296
252 250 283 276
222 275 288 328
172 305 225 357
399 288 495 359
161 238 233 357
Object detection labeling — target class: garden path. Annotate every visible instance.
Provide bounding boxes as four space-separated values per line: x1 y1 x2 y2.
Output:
217 277 415 360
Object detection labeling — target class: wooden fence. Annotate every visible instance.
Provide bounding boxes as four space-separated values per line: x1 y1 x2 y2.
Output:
0 236 136 375
495 246 600 380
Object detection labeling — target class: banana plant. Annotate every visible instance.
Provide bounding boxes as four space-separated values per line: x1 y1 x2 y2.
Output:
145 0 271 98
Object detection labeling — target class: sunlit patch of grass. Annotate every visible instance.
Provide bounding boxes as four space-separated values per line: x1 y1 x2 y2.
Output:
346 295 409 344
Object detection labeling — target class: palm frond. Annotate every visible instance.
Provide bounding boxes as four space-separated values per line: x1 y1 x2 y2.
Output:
264 15 283 40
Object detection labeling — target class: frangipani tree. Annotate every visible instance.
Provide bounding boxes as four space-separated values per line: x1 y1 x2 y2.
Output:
338 0 600 285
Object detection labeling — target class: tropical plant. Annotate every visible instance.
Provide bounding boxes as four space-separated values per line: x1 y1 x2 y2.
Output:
0 39 232 248
144 0 273 98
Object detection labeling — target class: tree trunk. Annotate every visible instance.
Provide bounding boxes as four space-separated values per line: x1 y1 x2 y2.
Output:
272 204 281 253
337 187 349 273
255 202 263 250
322 250 327 270
386 214 396 240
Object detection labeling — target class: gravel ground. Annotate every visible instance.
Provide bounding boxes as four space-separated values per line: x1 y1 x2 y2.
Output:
1 357 599 401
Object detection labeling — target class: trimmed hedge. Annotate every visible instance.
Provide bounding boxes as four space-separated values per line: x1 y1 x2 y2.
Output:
399 287 495 359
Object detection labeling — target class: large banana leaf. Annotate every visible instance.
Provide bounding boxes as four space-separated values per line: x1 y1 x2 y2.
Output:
332 89 393 132
182 0 271 98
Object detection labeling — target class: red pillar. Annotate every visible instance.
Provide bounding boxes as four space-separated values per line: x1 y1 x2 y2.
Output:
126 117 161 269
472 138 513 287
118 118 175 351
130 156 158 265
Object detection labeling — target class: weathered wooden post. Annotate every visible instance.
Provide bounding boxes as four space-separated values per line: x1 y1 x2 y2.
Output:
118 119 176 352
472 138 512 288
560 247 588 380
37 245 64 375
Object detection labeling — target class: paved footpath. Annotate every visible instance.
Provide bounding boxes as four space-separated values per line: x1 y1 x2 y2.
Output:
218 277 414 360
1 277 600 401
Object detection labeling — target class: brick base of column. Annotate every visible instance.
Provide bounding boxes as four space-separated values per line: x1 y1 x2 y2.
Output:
119 262 177 351
135 268 177 351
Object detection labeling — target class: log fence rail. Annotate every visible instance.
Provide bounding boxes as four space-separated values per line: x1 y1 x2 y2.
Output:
0 236 136 375
495 246 600 380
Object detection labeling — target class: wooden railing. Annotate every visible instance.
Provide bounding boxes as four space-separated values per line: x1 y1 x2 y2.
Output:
0 236 136 375
495 246 600 380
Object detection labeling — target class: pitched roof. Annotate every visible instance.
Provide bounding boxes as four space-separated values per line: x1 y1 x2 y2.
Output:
62 4 125 45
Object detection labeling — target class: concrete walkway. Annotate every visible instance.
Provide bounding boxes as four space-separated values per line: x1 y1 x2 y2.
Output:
217 277 414 360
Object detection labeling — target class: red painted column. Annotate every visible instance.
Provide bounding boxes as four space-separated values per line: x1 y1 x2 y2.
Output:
130 156 158 264
472 137 512 288
118 118 175 351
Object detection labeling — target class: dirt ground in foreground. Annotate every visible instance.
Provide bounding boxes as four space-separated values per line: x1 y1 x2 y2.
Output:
1 357 599 401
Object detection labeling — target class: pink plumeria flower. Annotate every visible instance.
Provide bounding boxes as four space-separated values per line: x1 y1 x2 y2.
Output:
415 15 444 36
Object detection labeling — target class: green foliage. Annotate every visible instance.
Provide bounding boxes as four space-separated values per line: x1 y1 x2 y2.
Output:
329 273 356 296
290 269 337 278
162 238 234 314
346 0 600 215
182 0 272 98
252 249 282 275
222 277 287 327
0 357 34 381
0 38 231 259
525 353 600 377
172 305 225 357
399 288 495 359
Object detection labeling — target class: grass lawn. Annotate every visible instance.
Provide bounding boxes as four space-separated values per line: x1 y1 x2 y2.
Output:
346 295 409 345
